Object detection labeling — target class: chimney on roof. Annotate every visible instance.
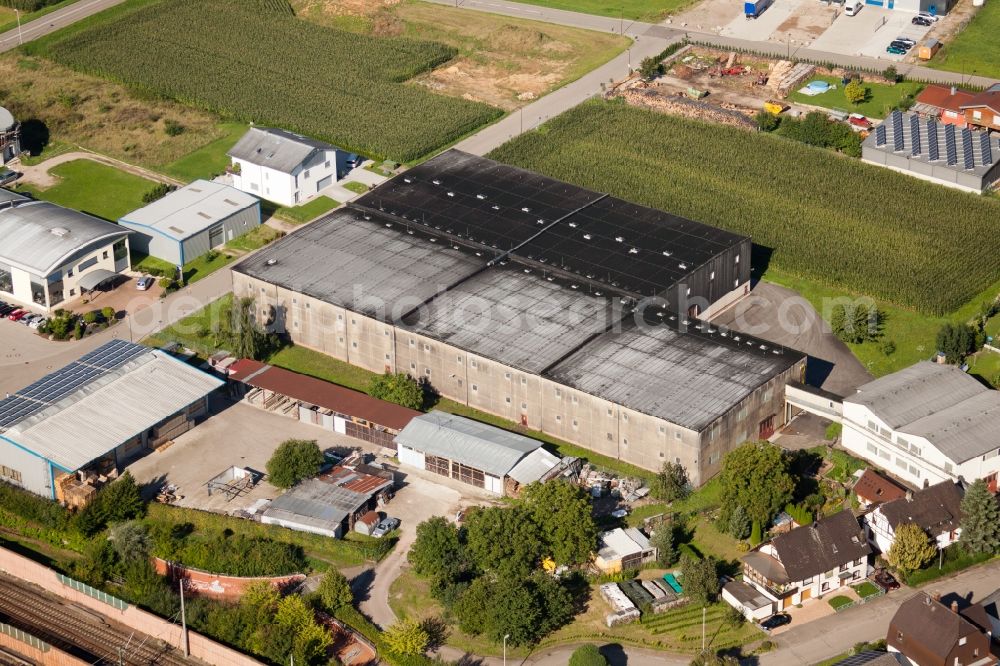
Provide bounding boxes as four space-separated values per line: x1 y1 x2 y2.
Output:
905 490 914 502
951 601 959 613
932 591 942 602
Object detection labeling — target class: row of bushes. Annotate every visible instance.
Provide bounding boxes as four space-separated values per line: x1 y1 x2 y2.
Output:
151 525 307 577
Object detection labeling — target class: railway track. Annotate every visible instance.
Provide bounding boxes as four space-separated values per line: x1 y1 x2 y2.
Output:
0 576 197 666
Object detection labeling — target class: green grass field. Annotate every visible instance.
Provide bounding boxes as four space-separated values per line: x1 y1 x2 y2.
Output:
507 0 695 22
787 76 923 119
827 595 853 611
15 159 156 221
927 1 1000 80
967 350 1000 387
160 122 247 182
268 196 340 224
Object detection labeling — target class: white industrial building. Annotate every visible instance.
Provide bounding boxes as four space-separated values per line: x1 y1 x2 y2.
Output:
394 411 563 496
841 362 1000 491
0 340 223 504
0 199 131 312
119 180 259 266
0 107 20 165
227 126 346 207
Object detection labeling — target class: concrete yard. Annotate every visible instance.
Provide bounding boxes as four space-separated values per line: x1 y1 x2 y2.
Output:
809 6 932 60
126 397 363 514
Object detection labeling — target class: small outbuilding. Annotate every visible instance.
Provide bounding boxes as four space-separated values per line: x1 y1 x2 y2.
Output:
0 106 20 165
394 411 565 495
119 180 259 266
593 528 657 574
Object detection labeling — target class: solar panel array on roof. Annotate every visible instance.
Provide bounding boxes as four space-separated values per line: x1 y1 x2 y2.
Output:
352 150 748 299
927 118 939 161
0 340 149 429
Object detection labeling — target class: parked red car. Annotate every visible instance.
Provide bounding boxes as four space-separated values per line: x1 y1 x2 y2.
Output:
7 309 28 321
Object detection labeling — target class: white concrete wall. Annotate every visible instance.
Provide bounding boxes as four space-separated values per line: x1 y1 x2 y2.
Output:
231 150 338 207
0 438 52 498
397 444 425 470
260 514 342 539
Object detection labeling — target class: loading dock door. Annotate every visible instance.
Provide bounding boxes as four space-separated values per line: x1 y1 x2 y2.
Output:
333 416 347 434
317 175 333 192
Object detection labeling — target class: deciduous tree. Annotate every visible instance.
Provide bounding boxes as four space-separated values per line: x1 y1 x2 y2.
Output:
886 523 937 575
464 506 543 577
569 644 608 666
521 480 597 565
316 570 353 611
845 79 867 105
937 322 977 364
680 554 720 604
266 439 324 488
959 479 1000 555
367 372 424 410
408 516 466 583
650 462 690 503
383 619 429 656
718 442 796 528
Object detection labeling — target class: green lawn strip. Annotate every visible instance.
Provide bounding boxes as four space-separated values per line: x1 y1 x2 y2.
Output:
225 224 282 252
15 139 75 166
967 349 1000 387
146 503 393 569
144 293 232 354
809 446 867 483
15 159 156 221
503 0 694 22
905 549 996 587
0 0 80 35
691 515 742 562
342 181 369 195
160 121 248 182
827 595 853 611
786 76 923 119
762 266 1000 377
181 250 233 284
851 581 880 598
925 0 1000 80
268 196 340 224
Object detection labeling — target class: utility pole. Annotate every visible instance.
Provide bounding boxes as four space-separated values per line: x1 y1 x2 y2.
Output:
15 9 23 46
503 633 510 666
179 579 189 657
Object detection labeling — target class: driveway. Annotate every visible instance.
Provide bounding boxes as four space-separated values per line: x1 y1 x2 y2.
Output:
352 468 496 630
708 282 872 397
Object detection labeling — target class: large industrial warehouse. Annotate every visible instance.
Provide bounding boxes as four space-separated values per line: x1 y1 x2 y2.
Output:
232 150 806 484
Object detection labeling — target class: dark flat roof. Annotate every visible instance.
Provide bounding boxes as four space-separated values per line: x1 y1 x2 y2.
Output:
354 150 749 298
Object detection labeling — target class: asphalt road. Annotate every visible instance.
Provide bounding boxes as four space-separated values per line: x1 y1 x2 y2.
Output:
0 0 127 53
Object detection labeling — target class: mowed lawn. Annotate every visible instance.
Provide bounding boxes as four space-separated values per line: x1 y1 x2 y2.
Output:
787 76 924 119
16 159 156 221
927 1 1000 80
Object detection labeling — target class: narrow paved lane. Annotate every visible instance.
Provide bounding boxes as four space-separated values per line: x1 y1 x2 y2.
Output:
0 0 128 53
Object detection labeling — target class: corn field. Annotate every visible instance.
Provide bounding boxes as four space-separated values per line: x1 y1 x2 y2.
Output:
489 101 1000 315
40 0 501 162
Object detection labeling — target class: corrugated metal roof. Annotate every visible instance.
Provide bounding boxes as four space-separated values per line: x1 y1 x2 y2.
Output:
597 528 644 561
405 265 614 374
3 349 223 471
548 318 796 431
227 126 337 174
263 477 368 528
394 411 539 477
0 201 131 276
232 208 484 322
0 188 28 206
507 447 560 485
119 180 258 240
847 362 1000 462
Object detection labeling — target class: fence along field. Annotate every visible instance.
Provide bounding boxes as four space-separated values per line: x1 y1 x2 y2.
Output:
38 0 501 162
489 101 1000 315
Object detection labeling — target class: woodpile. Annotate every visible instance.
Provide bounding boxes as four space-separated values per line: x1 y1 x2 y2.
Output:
619 89 757 131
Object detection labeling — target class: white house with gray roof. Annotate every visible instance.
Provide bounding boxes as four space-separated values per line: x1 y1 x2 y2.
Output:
227 126 345 207
119 180 259 266
394 411 560 495
0 200 131 312
842 362 1000 491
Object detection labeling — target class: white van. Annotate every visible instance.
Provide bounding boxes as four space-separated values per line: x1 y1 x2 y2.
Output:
844 0 862 15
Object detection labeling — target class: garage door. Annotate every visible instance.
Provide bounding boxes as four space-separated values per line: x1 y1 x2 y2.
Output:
800 587 812 602
317 175 333 192
397 444 425 470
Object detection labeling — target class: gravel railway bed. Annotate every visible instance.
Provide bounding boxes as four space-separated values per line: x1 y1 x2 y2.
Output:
0 575 198 666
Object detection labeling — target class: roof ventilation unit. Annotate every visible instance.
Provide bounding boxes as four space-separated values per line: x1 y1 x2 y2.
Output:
50 227 70 237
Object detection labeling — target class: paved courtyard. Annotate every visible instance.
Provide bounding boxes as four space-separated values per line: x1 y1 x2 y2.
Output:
126 397 363 514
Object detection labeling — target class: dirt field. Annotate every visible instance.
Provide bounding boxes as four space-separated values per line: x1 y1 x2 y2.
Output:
291 0 628 110
0 55 228 167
